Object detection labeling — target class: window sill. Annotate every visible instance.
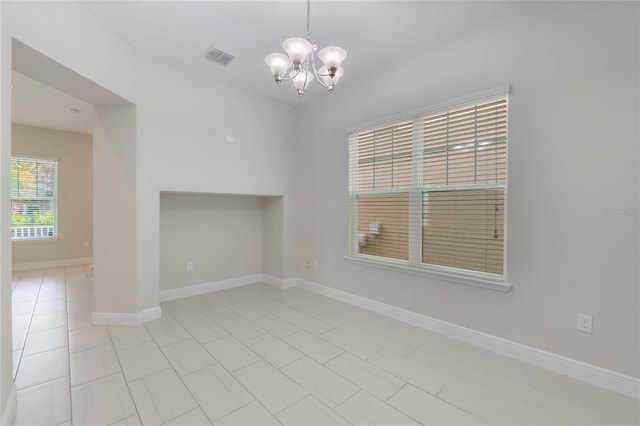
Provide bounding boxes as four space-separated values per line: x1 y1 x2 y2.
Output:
343 255 511 292
12 237 59 245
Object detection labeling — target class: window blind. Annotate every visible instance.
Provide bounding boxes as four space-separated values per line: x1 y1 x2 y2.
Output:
422 98 507 274
349 93 508 279
11 157 58 240
356 121 413 191
352 121 413 259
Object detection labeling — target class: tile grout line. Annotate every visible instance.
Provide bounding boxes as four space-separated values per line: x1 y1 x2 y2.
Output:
150 309 216 424
175 300 320 422
63 266 73 426
170 313 265 424
383 382 408 403
13 269 45 388
105 315 143 424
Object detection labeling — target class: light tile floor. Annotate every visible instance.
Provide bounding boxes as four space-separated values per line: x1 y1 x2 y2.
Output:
11 266 640 425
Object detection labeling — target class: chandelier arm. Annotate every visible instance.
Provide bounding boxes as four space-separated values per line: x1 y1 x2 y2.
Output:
280 68 302 82
309 54 329 89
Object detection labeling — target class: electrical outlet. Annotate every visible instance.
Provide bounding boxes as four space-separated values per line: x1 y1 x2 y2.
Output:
577 314 593 333
186 261 194 271
84 241 90 248
311 259 318 268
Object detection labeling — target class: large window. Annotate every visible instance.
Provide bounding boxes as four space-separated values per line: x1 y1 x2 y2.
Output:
348 91 508 285
11 156 58 240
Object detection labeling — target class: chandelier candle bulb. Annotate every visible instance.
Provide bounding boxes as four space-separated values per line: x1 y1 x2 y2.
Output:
265 53 292 82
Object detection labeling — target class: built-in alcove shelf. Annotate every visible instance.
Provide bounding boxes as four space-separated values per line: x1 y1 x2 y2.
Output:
159 191 284 295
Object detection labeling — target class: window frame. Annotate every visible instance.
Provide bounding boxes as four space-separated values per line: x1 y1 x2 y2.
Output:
346 86 511 292
11 155 59 242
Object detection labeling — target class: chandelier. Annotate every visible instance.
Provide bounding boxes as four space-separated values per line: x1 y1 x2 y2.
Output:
265 0 347 96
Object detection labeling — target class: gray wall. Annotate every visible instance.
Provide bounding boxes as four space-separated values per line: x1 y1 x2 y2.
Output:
159 193 265 291
11 124 92 265
295 2 639 377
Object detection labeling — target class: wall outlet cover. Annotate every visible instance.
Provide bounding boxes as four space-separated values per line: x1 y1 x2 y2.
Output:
577 313 593 333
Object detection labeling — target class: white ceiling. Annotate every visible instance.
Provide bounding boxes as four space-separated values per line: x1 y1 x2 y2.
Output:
81 1 535 105
12 71 94 135
12 1 537 133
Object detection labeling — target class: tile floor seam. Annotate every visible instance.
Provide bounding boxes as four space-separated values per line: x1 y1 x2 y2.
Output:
101 299 142 425
321 350 346 365
434 377 451 398
431 386 490 425
164 324 257 424
63 268 73 426
213 397 272 425
332 387 360 412
383 382 408 403
13 271 45 388
305 353 407 406
211 356 264 397
271 392 310 418
280 314 336 336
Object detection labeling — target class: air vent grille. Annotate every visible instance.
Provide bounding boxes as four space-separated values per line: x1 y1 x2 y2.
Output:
203 47 236 65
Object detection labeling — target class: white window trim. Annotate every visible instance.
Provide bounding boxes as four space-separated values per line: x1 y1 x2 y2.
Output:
344 254 510 292
346 85 511 292
12 236 60 244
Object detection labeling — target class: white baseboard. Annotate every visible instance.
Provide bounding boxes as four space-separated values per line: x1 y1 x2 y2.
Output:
263 274 297 289
1 383 16 426
12 257 93 271
91 306 162 326
295 278 640 400
159 274 264 302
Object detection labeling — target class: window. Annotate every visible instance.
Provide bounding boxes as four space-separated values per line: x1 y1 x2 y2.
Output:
348 90 508 286
11 156 58 240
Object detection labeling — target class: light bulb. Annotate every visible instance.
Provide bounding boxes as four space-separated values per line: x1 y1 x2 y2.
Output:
318 46 347 70
282 38 313 69
265 53 292 82
290 70 314 96
319 66 344 85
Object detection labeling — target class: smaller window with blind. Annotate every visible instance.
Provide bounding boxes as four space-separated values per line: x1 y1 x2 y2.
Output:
348 89 508 285
11 156 58 241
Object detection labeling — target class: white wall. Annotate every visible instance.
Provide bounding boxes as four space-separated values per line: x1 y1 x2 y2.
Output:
1 1 298 416
159 193 265 290
11 124 92 265
264 196 284 279
133 57 297 313
2 1 297 312
295 2 639 378
0 3 14 421
93 105 137 315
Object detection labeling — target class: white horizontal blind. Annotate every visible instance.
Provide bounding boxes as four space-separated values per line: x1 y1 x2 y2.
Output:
349 92 508 279
422 98 507 274
352 122 412 260
11 157 58 240
357 121 413 191
423 189 504 274
424 99 507 186
357 193 409 260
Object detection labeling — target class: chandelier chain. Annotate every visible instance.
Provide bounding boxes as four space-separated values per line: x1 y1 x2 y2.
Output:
306 0 312 42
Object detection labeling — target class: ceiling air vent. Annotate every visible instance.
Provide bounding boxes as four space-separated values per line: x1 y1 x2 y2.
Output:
203 47 236 66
